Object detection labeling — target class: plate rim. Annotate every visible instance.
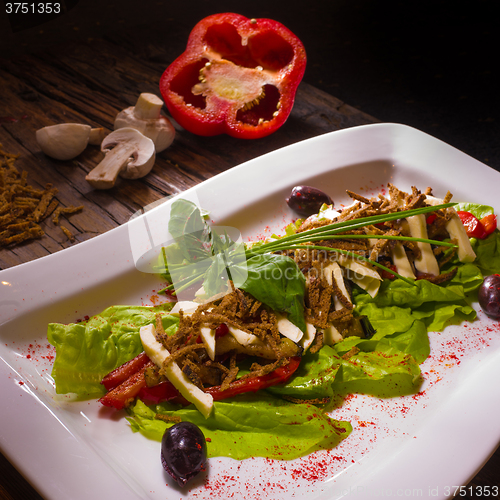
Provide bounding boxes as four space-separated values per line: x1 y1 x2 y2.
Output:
1 122 499 500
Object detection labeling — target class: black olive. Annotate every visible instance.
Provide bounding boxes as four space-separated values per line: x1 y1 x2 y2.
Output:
478 274 500 319
161 421 207 487
286 185 334 217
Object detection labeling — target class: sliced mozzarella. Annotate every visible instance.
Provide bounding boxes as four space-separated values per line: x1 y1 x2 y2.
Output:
323 262 352 309
418 195 476 263
276 314 304 342
227 325 263 347
337 256 382 298
323 324 343 345
445 214 477 263
199 326 216 360
391 242 416 279
317 205 341 221
139 324 213 418
170 300 199 315
300 322 317 352
194 285 206 299
406 214 440 276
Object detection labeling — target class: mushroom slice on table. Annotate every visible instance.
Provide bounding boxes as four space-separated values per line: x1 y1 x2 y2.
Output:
85 127 155 189
114 93 175 152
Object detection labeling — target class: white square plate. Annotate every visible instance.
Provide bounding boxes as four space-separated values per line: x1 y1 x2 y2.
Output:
1 123 499 500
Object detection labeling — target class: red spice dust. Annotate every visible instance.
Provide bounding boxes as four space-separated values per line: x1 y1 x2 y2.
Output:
191 318 499 499
14 341 56 364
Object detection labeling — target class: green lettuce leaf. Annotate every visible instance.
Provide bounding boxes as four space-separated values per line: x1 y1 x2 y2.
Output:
455 202 494 219
267 345 341 400
473 231 500 276
126 395 352 460
47 304 176 397
353 273 478 335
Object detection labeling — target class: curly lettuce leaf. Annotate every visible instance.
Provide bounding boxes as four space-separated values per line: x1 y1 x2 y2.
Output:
269 330 424 402
473 231 500 276
127 395 352 460
455 202 494 219
47 304 176 397
353 271 478 335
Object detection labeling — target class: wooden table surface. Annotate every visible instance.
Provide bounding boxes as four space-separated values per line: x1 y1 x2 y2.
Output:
1 27 498 500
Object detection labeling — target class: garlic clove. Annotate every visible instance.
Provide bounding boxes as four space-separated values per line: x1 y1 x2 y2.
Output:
36 123 91 161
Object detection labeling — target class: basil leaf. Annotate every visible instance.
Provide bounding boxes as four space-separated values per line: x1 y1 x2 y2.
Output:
168 199 211 262
234 254 307 331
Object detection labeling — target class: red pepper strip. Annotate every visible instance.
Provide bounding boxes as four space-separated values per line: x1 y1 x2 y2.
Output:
426 213 437 225
159 13 306 139
457 211 487 239
480 214 497 236
138 381 187 406
140 356 301 406
101 351 151 391
205 356 301 401
99 361 155 410
102 355 301 409
380 264 397 280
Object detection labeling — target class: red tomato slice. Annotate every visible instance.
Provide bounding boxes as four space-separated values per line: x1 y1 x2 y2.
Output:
457 211 487 239
480 214 497 236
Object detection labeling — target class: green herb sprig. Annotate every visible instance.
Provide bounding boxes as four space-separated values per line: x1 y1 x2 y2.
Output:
158 200 456 297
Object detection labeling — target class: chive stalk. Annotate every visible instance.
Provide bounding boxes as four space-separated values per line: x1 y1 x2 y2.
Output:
159 202 456 294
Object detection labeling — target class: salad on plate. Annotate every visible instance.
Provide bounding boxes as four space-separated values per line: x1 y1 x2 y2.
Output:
46 182 500 486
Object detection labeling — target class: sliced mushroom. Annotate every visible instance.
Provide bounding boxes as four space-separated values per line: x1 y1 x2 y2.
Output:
114 93 175 152
85 127 155 189
36 123 91 161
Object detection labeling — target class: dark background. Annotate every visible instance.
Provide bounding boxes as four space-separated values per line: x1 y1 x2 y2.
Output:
1 0 498 170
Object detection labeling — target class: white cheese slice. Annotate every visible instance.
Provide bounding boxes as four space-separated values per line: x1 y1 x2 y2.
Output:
227 325 263 347
276 314 304 342
300 322 317 352
323 324 343 345
324 262 352 309
391 242 416 279
199 326 216 360
406 214 440 276
446 214 477 263
337 256 382 298
426 195 477 263
139 324 213 418
170 300 199 315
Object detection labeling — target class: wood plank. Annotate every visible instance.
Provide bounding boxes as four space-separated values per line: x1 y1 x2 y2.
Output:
0 35 378 270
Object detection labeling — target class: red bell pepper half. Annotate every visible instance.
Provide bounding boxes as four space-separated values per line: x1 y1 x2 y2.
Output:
159 13 306 139
480 213 497 236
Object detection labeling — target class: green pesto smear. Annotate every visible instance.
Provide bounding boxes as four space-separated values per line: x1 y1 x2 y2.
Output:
47 230 500 461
